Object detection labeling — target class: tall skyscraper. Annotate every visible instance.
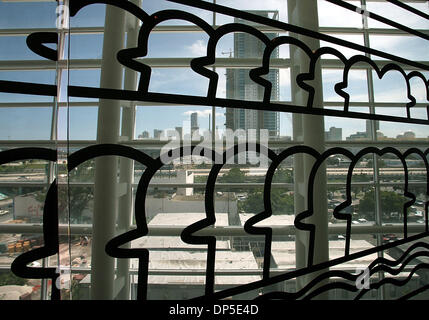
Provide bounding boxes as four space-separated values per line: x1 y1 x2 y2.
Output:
191 112 198 129
366 119 379 138
154 129 163 139
225 10 280 137
190 112 199 137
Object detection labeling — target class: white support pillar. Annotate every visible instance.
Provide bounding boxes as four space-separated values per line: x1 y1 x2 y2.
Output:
288 0 329 298
116 2 140 299
91 5 126 300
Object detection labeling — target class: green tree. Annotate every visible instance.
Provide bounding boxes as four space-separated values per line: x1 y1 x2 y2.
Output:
359 190 405 221
57 186 93 224
69 160 95 183
0 271 26 286
326 156 340 166
272 168 293 183
239 188 294 215
352 173 372 182
219 167 246 183
366 158 385 168
239 189 264 213
271 189 294 214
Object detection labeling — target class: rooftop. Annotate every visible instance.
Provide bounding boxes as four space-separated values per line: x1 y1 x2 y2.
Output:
132 250 261 285
148 212 229 227
131 236 230 251
271 240 396 270
239 213 295 226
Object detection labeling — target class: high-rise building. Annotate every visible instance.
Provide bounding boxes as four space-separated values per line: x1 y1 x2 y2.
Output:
191 112 200 138
154 129 163 139
191 112 198 128
138 130 150 139
175 126 183 139
366 120 379 138
190 112 199 137
325 127 342 141
225 11 280 137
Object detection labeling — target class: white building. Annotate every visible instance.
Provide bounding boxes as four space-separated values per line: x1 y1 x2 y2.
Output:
150 170 194 196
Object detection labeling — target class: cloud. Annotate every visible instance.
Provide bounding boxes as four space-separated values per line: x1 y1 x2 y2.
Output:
369 35 406 53
185 40 207 56
323 69 367 83
409 76 429 102
320 35 364 59
366 2 429 29
148 68 209 96
318 1 362 28
369 35 429 61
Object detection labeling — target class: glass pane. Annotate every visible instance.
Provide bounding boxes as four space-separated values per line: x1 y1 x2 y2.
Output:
70 4 106 28
0 107 53 140
0 36 52 61
370 35 429 62
68 34 104 60
367 2 429 30
145 32 210 58
58 106 98 141
317 0 362 28
142 0 213 24
0 2 57 29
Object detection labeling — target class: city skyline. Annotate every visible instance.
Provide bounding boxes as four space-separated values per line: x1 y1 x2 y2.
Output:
0 1 428 141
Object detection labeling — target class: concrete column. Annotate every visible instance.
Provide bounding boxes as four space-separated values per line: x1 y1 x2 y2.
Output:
288 0 329 297
116 5 139 299
91 5 126 300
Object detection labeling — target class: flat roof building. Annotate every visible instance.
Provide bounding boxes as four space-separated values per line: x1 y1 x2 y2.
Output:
148 212 230 227
131 250 261 300
131 236 230 251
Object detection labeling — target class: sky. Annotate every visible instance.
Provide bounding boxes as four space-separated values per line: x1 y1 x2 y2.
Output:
0 0 428 141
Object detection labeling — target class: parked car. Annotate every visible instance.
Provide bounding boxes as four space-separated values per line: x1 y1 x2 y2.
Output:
382 234 398 243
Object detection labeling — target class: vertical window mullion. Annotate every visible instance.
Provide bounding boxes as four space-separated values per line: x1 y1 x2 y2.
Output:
361 0 386 300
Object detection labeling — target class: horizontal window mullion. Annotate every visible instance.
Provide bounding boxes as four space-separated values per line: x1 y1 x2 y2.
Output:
320 27 429 36
0 180 424 189
0 223 424 236
0 141 427 151
0 182 49 188
324 140 429 147
0 102 98 108
1 25 427 36
0 140 57 147
0 27 103 36
3 58 428 71
324 101 428 108
1 265 417 276
0 139 427 148
0 101 425 109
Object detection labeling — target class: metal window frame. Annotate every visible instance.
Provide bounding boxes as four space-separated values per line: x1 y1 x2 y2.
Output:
0 0 428 300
